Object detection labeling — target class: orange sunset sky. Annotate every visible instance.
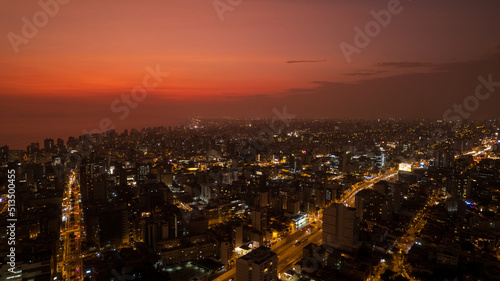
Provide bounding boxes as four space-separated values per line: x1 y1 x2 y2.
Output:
1 0 500 148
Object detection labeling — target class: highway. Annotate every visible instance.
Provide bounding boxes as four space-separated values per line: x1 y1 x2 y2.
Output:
277 229 322 276
338 169 398 207
58 171 83 280
212 226 322 281
213 168 399 281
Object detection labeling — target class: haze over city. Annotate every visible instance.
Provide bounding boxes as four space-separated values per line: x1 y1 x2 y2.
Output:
2 0 500 148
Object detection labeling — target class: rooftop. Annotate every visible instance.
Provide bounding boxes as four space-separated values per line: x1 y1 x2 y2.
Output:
239 246 276 264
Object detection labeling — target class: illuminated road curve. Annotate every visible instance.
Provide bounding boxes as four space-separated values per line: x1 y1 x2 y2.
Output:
340 170 399 207
212 227 322 281
59 171 83 281
214 168 400 281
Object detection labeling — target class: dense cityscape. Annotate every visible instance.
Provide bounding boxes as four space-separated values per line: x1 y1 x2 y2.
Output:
3 1 500 280
1 119 500 280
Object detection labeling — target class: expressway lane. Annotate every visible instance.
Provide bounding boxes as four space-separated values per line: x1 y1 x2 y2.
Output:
339 169 399 207
277 229 322 275
212 228 322 281
215 145 492 281
214 169 401 281
59 171 83 281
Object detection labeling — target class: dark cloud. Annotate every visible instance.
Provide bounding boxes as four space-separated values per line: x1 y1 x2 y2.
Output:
375 62 432 68
276 50 500 120
286 88 317 94
343 70 388 76
221 93 271 100
229 44 500 121
286 59 327 64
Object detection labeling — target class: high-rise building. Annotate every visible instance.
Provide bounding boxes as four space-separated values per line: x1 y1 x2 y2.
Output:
141 216 169 252
0 145 8 164
252 209 267 233
286 199 300 216
375 152 386 169
373 181 407 214
236 246 278 281
27 142 39 154
85 204 129 250
355 189 392 222
234 223 243 248
259 191 269 207
56 138 64 148
339 152 351 172
44 138 55 152
66 136 77 149
434 149 454 168
323 203 360 253
81 176 108 205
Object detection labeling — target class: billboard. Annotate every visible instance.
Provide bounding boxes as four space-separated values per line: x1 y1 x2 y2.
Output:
399 163 412 172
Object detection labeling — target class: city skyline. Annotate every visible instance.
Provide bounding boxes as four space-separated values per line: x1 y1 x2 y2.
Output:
1 118 499 280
